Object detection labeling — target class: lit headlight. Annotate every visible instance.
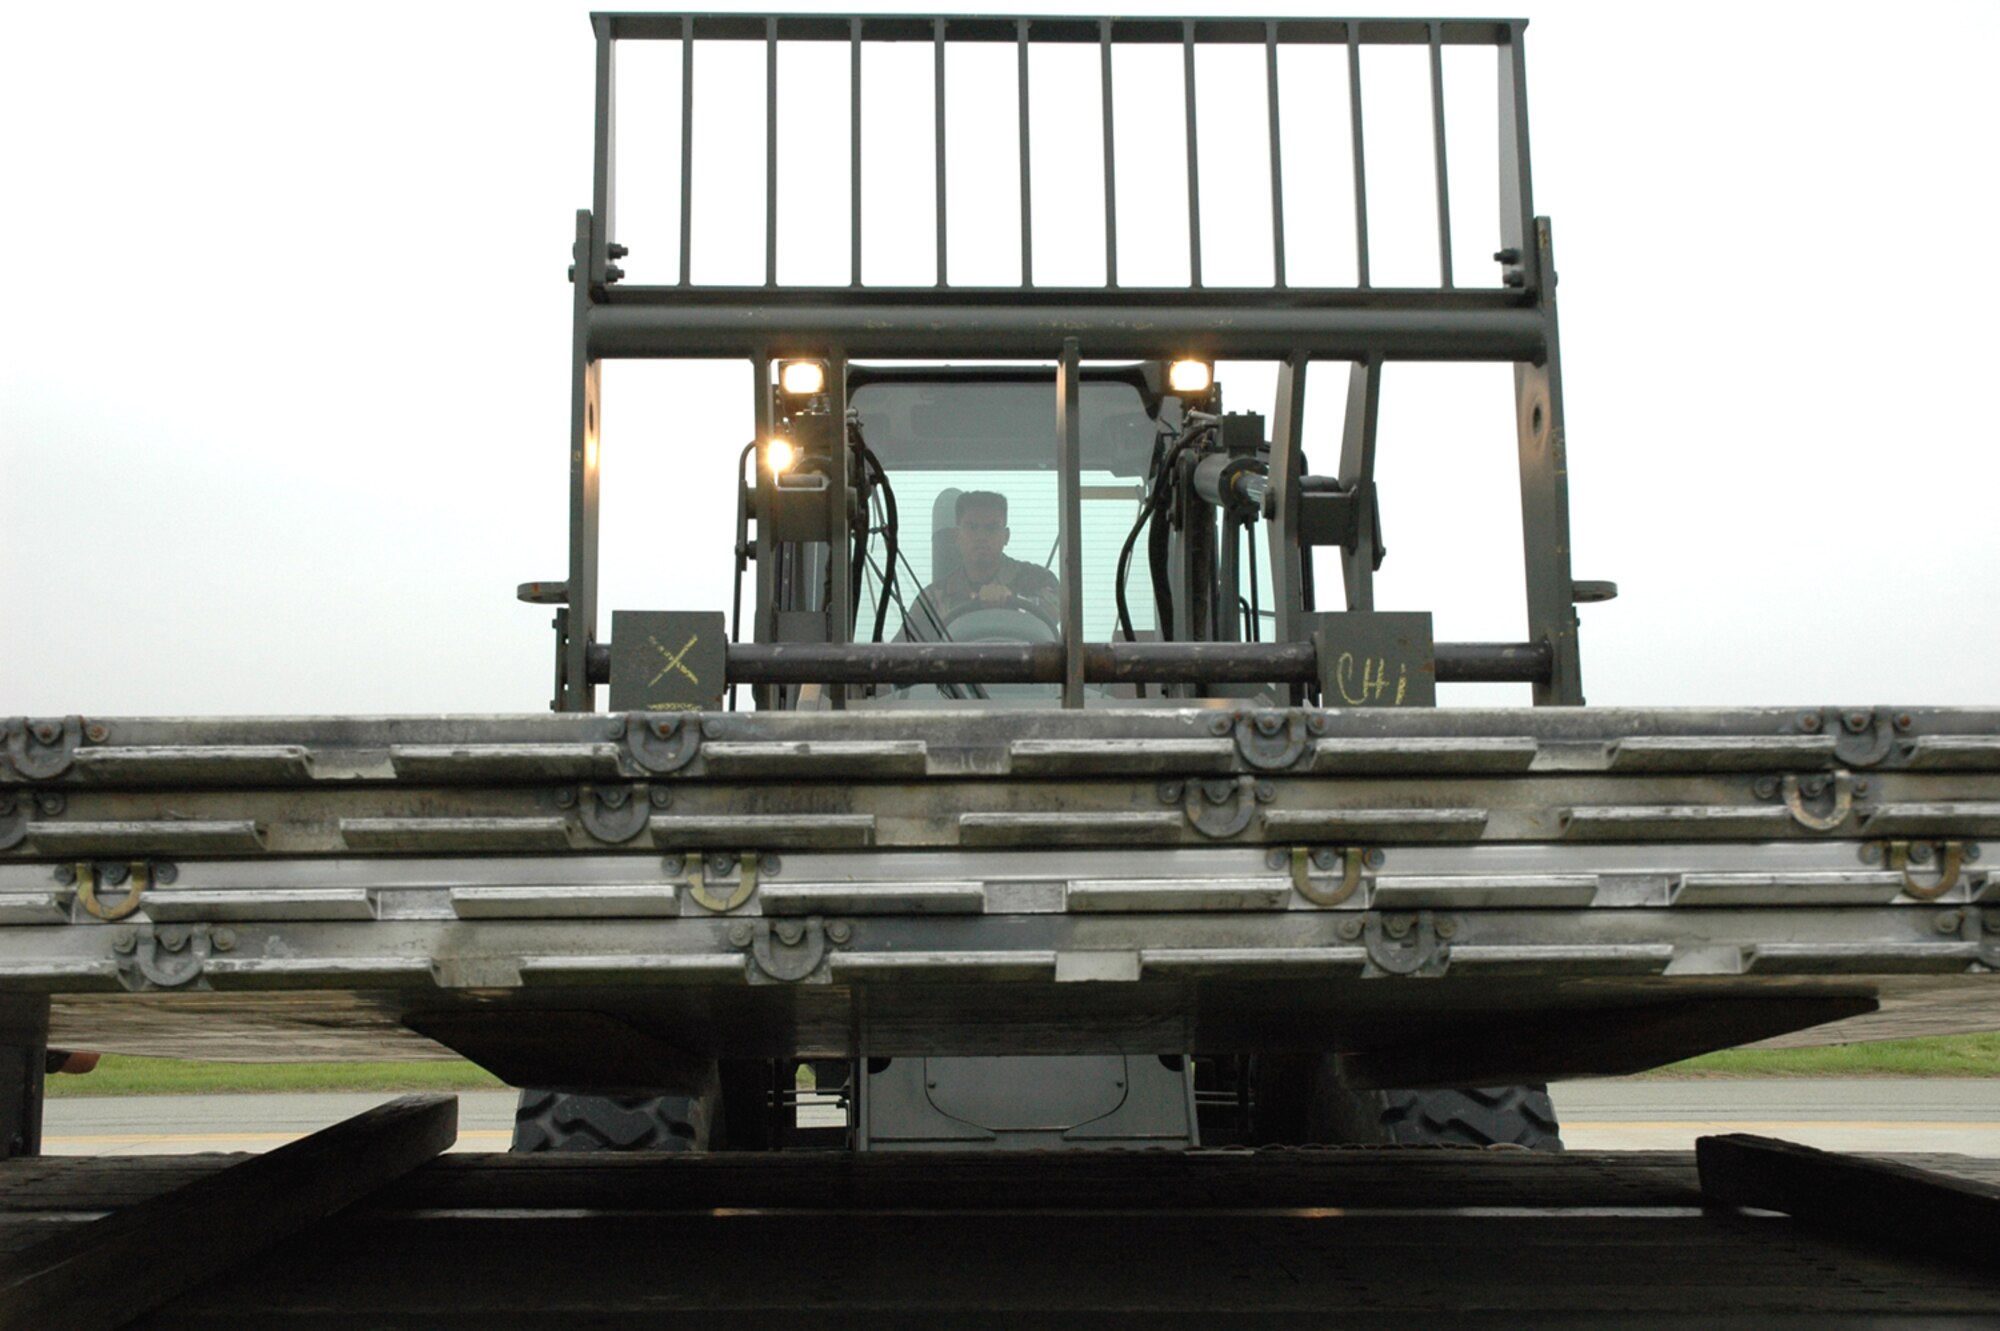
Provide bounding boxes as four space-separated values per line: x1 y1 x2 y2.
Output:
1168 359 1213 394
767 437 797 474
780 361 827 395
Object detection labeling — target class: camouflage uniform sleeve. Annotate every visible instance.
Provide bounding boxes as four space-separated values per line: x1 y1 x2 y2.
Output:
1011 561 1065 623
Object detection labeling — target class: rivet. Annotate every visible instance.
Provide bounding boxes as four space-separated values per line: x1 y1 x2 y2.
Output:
1336 918 1363 941
702 720 724 738
85 723 108 744
1210 716 1232 737
1158 782 1183 803
111 931 137 955
1843 711 1870 734
827 921 852 944
555 789 577 809
1435 917 1458 939
727 922 753 947
1265 849 1287 870
1798 713 1823 733
763 855 782 876
212 928 237 952
1894 713 1915 731
1752 777 1778 800
154 863 178 885
1363 849 1386 869
1255 781 1274 802
777 921 804 946
1934 911 1963 935
650 787 673 808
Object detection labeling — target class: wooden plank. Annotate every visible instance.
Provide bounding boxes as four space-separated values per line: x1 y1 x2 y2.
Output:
1697 1132 2000 1269
0 1095 455 1331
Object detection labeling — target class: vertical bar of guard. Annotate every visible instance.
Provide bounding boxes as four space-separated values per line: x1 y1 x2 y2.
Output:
590 18 616 287
1056 339 1086 709
1347 25 1370 288
1428 22 1454 288
1017 20 1033 287
850 19 862 288
765 17 778 288
1266 22 1286 289
1497 20 1538 293
1100 19 1117 288
678 16 694 286
1182 21 1203 288
935 19 948 287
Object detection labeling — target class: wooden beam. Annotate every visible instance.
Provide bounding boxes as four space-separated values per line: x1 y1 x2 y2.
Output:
1697 1132 2000 1269
0 1093 457 1331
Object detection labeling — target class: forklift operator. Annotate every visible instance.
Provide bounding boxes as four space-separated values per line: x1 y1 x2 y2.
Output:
910 490 1062 631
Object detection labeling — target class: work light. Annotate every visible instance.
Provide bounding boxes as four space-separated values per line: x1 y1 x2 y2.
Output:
1168 359 1213 394
766 437 798 474
780 361 828 396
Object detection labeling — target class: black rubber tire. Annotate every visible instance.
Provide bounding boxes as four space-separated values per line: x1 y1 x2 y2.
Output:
1249 1055 1563 1152
510 1089 715 1153
1357 1084 1564 1151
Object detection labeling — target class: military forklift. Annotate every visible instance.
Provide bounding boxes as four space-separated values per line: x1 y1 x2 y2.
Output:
2 14 1994 1171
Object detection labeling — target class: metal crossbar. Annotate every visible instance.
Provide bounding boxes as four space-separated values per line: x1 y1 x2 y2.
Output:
577 12 1543 360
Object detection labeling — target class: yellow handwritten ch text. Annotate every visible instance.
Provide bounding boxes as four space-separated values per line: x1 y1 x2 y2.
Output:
1334 652 1409 706
647 634 703 689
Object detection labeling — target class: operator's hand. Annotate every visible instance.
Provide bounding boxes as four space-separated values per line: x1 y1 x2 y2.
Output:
976 582 1014 606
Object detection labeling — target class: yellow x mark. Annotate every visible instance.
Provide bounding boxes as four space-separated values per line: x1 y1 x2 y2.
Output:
647 633 702 688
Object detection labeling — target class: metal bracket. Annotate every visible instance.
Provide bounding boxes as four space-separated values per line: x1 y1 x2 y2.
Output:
114 923 211 991
687 852 759 913
77 861 151 921
1362 910 1452 977
625 713 702 775
4 716 90 780
1829 708 1897 768
1232 710 1315 771
1170 777 1271 839
1865 839 1972 901
1781 771 1853 832
734 915 833 984
1290 846 1364 907
576 783 651 843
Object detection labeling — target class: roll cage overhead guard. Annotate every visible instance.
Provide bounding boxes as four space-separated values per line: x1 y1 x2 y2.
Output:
536 13 1588 714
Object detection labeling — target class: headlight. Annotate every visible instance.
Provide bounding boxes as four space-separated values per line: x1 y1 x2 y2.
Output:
780 361 827 396
1168 359 1213 394
767 437 797 474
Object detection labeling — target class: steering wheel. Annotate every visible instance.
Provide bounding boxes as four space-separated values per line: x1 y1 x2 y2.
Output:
937 595 1061 643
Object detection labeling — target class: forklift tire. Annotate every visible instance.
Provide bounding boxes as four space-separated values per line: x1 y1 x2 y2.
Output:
1250 1055 1563 1152
510 1089 716 1153
1348 1084 1564 1151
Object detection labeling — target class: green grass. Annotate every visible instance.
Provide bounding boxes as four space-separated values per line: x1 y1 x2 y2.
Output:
44 1055 505 1098
1645 1030 2000 1079
40 1032 2000 1096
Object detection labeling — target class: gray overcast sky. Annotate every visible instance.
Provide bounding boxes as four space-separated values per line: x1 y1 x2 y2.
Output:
3 0 1996 716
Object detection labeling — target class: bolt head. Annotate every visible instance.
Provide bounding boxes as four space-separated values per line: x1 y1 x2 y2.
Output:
1256 714 1281 737
85 724 108 744
111 932 137 954
1844 711 1870 733
1211 715 1232 736
702 720 723 738
1799 713 1823 733
1265 849 1288 870
1895 713 1915 731
212 928 237 952
1910 842 1935 865
53 865 75 885
32 724 57 743
650 787 673 808
555 789 577 809
1255 781 1274 802
154 863 178 885
1363 848 1386 869
1159 782 1183 803
1935 911 1963 934
1337 918 1363 941
652 718 677 737
36 794 64 816
1307 715 1328 735
1312 848 1336 870
727 922 753 947
1753 777 1778 800
777 921 804 946
827 921 852 944
1384 915 1413 939
763 855 782 876
1435 917 1458 939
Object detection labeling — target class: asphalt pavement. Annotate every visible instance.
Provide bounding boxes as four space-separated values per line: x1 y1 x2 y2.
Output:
36 1079 2000 1156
